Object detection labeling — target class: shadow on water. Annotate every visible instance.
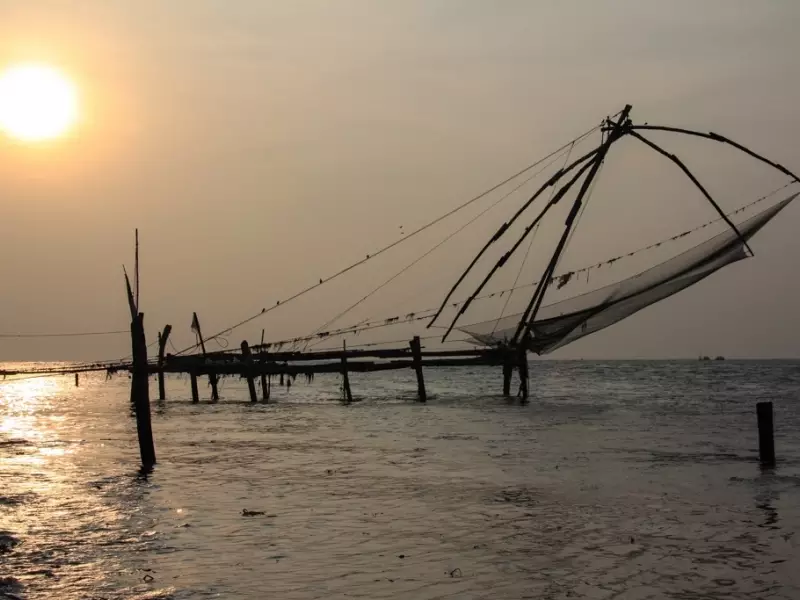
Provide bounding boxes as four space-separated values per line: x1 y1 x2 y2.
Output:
755 470 781 530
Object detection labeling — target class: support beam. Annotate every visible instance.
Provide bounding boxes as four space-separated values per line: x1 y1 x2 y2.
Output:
259 329 269 401
261 373 270 402
502 352 514 397
191 312 219 401
410 336 427 402
627 130 752 254
157 324 172 401
757 401 775 468
440 157 599 342
125 262 155 469
513 105 633 345
341 341 353 403
517 342 529 402
429 144 603 329
241 341 258 403
190 373 199 403
627 124 800 183
131 312 156 468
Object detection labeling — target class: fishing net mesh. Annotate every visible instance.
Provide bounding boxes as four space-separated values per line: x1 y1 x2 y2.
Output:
459 194 796 354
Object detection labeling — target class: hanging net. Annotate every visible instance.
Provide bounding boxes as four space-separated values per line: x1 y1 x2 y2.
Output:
459 193 797 354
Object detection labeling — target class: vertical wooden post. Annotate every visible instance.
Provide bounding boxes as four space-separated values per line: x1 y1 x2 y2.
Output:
502 350 513 397
757 401 775 467
75 373 79 387
157 325 172 401
241 341 258 403
260 373 269 401
124 258 155 469
409 336 427 402
130 312 156 468
191 312 219 401
259 329 269 401
341 341 353 403
517 344 529 402
190 372 200 403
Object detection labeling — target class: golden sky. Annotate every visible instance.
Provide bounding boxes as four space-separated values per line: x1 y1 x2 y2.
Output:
1 1 799 360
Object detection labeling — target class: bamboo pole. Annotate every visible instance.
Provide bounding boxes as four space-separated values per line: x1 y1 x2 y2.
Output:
513 105 632 345
428 144 603 328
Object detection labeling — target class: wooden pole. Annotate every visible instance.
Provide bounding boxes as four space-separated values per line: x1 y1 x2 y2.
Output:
191 312 219 401
135 228 140 310
409 336 427 402
502 352 513 397
157 325 172 401
757 401 775 467
513 106 633 345
341 341 353 403
241 341 258 403
75 373 79 387
260 374 269 401
517 342 529 402
130 312 156 468
260 329 269 401
124 262 155 468
190 373 200 403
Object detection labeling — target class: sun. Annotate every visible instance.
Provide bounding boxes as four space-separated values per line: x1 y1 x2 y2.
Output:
0 63 79 142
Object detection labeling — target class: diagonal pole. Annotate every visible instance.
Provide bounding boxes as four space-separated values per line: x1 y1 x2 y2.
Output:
439 156 598 342
627 130 752 255
512 105 633 346
427 145 602 329
627 125 800 183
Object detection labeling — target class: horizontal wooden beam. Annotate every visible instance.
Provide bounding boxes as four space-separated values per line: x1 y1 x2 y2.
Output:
164 346 499 367
154 354 504 377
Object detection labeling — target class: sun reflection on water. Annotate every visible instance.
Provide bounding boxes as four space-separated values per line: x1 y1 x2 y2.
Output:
1 375 68 442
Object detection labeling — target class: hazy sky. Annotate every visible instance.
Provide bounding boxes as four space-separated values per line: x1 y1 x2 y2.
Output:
1 0 799 361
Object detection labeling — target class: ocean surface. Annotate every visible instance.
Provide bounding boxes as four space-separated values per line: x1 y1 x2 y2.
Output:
2 360 800 599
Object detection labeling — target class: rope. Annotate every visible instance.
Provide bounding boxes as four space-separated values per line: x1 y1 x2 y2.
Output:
492 141 578 334
235 180 796 352
303 147 573 348
170 122 606 356
0 330 127 339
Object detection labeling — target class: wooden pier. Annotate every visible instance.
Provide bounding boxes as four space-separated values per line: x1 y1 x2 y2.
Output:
149 335 519 402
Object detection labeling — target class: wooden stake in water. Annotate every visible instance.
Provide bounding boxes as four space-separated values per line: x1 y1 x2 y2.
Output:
517 343 529 402
502 352 513 397
130 312 156 468
157 325 172 401
190 372 200 403
410 336 427 402
241 340 258 403
757 401 775 467
341 341 353 403
260 329 269 402
191 312 219 401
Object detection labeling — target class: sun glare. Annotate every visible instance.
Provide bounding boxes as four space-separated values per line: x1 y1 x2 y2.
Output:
0 63 78 142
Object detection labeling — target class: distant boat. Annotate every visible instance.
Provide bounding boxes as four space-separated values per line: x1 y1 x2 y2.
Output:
699 356 711 361
714 356 725 361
